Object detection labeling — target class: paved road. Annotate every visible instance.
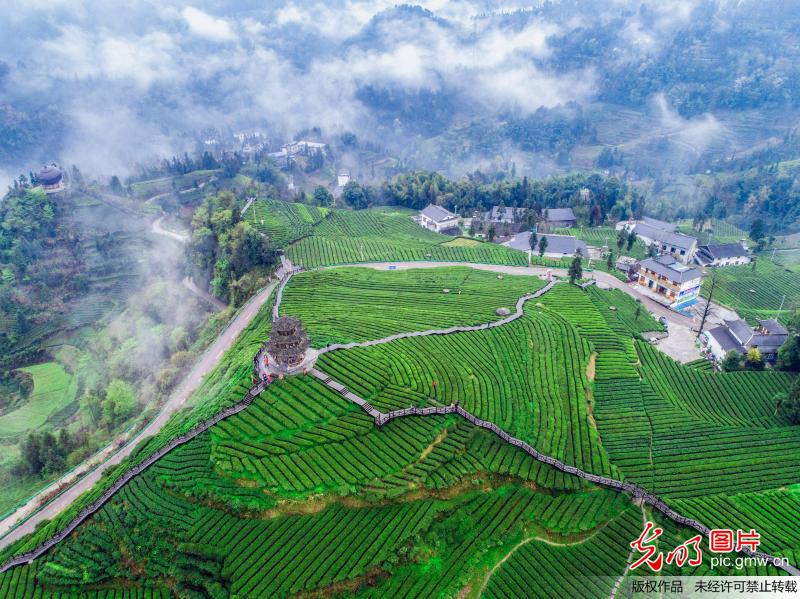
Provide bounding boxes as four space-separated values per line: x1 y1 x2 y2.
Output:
0 280 277 550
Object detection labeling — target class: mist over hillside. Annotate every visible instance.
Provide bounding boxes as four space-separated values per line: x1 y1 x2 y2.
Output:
3 0 800 190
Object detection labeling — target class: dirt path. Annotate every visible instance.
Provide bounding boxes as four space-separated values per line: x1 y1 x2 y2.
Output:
0 279 277 551
151 215 189 243
479 525 611 596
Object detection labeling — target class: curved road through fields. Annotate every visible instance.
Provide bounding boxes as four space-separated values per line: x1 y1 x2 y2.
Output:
0 259 693 554
0 280 277 551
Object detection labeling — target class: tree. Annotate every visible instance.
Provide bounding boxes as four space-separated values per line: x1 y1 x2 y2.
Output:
342 181 369 209
606 250 614 269
778 313 800 372
538 236 548 257
109 175 123 194
626 230 637 251
745 347 764 370
720 350 743 372
696 271 719 339
313 185 332 207
487 223 496 242
568 252 583 284
529 231 538 252
617 228 627 250
749 218 765 243
102 380 137 428
777 379 800 424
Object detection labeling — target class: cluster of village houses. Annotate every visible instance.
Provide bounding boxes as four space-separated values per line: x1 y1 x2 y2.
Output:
416 204 788 365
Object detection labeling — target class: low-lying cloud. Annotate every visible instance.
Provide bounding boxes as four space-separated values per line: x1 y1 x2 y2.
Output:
0 0 715 179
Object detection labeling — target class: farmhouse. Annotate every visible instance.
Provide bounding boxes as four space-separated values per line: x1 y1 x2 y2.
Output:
418 204 459 233
705 318 789 363
637 255 703 308
544 207 576 228
694 242 750 267
537 234 588 258
615 256 640 281
484 206 524 224
281 140 327 157
616 216 697 263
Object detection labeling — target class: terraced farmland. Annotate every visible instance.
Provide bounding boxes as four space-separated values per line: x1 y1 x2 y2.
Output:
703 258 800 324
0 265 797 596
316 300 616 479
286 208 527 268
279 266 545 347
244 199 329 247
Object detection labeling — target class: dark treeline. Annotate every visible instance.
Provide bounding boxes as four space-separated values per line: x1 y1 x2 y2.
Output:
697 166 800 233
339 171 646 225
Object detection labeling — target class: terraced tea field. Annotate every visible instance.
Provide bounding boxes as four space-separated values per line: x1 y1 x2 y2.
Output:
703 258 800 324
279 266 544 347
0 264 796 597
286 209 527 268
244 199 329 247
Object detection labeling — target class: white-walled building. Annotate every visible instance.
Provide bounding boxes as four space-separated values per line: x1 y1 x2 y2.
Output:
694 242 750 267
418 204 459 233
617 216 698 263
637 255 703 308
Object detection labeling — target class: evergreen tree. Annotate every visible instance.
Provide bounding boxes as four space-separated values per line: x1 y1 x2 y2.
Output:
568 252 583 284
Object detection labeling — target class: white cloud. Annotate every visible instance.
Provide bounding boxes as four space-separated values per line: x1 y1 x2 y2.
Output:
181 6 235 42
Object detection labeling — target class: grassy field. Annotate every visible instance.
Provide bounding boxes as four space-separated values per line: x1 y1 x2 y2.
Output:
702 257 800 324
244 199 329 248
1 259 796 595
0 363 76 441
287 208 528 268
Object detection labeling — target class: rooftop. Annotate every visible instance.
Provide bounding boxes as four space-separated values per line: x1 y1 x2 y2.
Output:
420 204 457 223
641 215 677 232
38 164 62 185
639 254 703 283
759 319 789 336
696 242 748 261
633 222 697 250
545 207 576 222
707 326 744 354
485 206 524 222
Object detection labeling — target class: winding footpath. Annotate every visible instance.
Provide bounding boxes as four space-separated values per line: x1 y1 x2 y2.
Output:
1 260 797 578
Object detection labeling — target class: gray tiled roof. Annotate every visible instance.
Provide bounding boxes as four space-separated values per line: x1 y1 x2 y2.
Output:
539 234 588 256
485 206 524 222
639 255 702 283
724 319 754 345
641 216 677 232
759 319 789 336
696 243 748 262
633 223 697 251
420 204 457 223
545 207 576 222
707 326 744 353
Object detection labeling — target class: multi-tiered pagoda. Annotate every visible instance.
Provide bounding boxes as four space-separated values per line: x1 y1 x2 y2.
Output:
266 316 309 369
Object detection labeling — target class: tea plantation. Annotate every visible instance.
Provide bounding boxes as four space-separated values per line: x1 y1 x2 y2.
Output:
0 264 796 597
